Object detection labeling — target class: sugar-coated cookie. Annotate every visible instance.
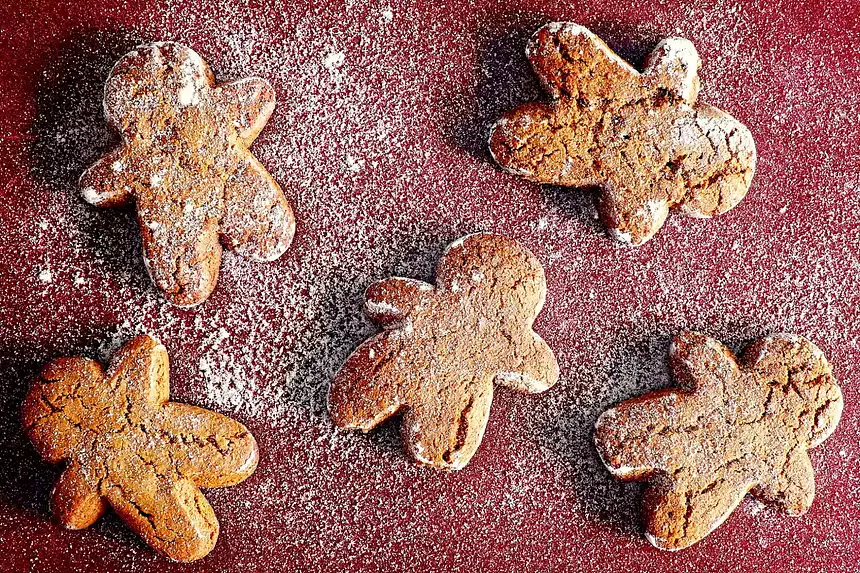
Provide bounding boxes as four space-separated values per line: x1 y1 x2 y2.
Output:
21 335 259 562
594 332 843 550
328 233 559 470
489 23 756 245
80 41 295 306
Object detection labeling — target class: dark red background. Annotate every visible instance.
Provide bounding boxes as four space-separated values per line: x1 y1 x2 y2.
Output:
1 0 859 571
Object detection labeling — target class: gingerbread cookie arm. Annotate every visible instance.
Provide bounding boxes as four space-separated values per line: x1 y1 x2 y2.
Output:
400 382 493 470
219 155 296 262
642 38 701 103
51 462 108 530
105 477 218 562
328 337 406 430
669 331 739 393
527 22 640 101
79 147 136 208
217 77 276 145
160 402 259 488
489 102 598 186
105 335 170 404
21 357 105 463
594 391 686 480
363 277 434 327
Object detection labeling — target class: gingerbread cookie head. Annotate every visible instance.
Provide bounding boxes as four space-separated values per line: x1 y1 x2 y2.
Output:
80 41 295 306
594 332 843 551
328 233 559 470
489 23 757 245
21 335 259 562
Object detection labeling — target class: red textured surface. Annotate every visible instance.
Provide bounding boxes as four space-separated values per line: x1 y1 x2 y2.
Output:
1 1 859 572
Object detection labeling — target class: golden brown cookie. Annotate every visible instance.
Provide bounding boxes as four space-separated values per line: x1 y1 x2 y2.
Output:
489 23 757 245
594 331 843 550
328 233 559 470
80 41 295 306
21 335 259 562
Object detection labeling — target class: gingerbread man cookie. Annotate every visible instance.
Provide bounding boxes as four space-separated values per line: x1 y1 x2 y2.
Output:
328 233 559 470
489 23 757 245
594 332 843 550
80 41 295 306
21 335 259 562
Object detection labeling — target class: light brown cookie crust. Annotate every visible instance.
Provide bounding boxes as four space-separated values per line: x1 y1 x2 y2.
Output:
594 331 843 551
79 41 295 306
328 233 560 470
21 335 259 562
489 23 757 246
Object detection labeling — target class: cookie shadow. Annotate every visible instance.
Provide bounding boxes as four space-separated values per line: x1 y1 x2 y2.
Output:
0 347 58 521
27 28 154 299
531 318 777 537
0 331 119 516
440 18 543 164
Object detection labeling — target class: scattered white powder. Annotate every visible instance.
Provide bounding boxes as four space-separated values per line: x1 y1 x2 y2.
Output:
343 153 364 173
322 49 345 71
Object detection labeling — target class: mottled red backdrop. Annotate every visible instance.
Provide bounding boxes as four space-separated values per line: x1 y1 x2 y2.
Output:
1 0 859 571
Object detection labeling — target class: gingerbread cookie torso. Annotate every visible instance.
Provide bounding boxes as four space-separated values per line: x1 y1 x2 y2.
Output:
21 335 259 562
80 41 295 306
328 233 559 470
489 23 757 245
594 332 843 550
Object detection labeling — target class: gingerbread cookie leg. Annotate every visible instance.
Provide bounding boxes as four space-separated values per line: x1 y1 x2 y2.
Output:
137 188 223 307
328 339 405 430
51 462 108 529
643 470 753 551
220 155 295 262
79 147 135 207
596 184 671 245
400 383 494 469
104 475 219 561
750 449 815 516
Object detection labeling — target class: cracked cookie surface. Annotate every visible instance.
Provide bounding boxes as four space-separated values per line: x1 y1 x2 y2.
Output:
21 335 259 562
489 22 757 245
328 233 559 470
594 331 843 551
80 41 295 306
